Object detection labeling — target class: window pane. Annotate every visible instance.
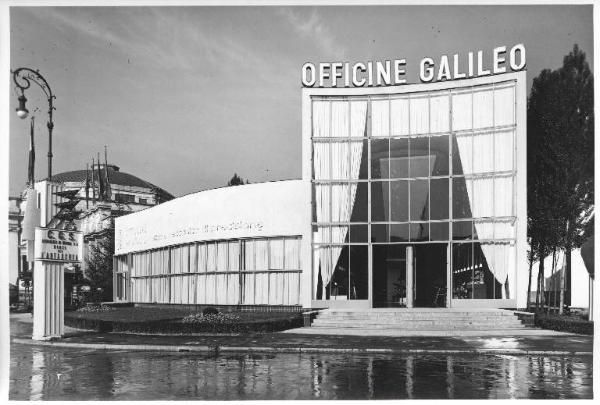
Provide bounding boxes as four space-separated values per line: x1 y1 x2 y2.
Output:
330 141 350 179
358 139 369 179
473 88 494 129
494 130 514 172
389 138 409 178
312 100 330 138
410 179 429 221
410 223 429 241
474 242 494 298
430 94 450 133
430 222 449 241
390 180 409 222
494 86 515 127
452 134 472 175
409 137 430 178
452 92 472 131
472 132 494 173
371 139 389 179
331 101 349 138
471 178 494 218
284 238 300 270
495 176 513 217
390 223 409 242
349 245 368 299
452 177 472 219
270 238 284 269
429 135 449 176
453 221 474 240
255 239 269 270
349 225 368 243
371 181 389 222
228 241 239 271
452 242 473 299
350 182 368 222
390 98 409 136
313 142 330 180
371 224 389 243
328 246 349 300
314 184 330 223
430 178 449 220
410 97 429 134
350 101 368 137
372 99 389 137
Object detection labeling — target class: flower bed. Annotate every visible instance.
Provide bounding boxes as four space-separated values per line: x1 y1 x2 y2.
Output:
64 306 303 334
535 313 594 335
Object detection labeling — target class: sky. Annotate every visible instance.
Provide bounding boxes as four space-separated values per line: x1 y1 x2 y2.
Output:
8 4 594 197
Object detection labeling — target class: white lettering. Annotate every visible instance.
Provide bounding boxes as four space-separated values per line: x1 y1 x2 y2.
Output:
420 58 435 82
376 60 391 86
393 59 406 84
331 62 343 87
437 55 451 81
510 43 526 70
477 51 491 76
493 46 507 74
454 54 466 79
352 63 366 86
319 63 331 87
301 63 316 87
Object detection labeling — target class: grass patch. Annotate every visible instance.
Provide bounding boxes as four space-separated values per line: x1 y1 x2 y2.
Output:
535 313 593 335
65 306 303 334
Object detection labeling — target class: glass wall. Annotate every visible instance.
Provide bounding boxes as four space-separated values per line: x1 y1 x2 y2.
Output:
121 236 301 306
312 81 517 302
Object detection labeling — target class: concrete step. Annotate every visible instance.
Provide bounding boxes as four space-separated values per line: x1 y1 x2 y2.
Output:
316 314 518 321
310 322 527 330
312 319 524 327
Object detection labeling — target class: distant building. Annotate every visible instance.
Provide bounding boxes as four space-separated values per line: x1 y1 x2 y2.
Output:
9 163 174 300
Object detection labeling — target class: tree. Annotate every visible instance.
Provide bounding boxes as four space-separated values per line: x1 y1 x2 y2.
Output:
527 44 594 311
85 229 114 302
227 173 250 186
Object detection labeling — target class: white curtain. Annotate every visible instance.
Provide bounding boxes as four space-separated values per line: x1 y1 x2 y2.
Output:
270 239 284 269
454 87 516 295
312 100 367 297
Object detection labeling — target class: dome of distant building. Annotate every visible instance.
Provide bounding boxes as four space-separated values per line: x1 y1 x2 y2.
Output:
47 164 171 195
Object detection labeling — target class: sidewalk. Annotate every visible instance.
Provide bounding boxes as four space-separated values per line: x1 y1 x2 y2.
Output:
10 313 593 356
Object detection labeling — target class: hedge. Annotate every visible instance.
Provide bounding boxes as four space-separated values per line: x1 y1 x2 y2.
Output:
535 313 594 335
65 313 304 334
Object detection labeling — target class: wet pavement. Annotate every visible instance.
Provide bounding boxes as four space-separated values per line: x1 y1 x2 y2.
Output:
9 314 594 400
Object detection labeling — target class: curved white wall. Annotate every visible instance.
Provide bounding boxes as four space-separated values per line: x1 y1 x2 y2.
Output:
115 180 311 255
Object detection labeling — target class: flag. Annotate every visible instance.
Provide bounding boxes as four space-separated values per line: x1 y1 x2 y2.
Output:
104 146 112 201
27 117 35 186
85 163 90 209
97 152 105 201
91 157 97 203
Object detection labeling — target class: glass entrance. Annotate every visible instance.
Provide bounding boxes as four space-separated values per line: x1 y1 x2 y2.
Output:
373 243 447 308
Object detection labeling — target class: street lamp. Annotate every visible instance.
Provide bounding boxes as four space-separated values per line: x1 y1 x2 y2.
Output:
12 67 55 179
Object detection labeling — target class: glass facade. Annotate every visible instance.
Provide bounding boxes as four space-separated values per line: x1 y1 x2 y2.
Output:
115 236 302 306
312 81 517 302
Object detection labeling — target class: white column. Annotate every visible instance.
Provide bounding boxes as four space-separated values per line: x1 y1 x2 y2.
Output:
406 246 414 308
32 261 64 340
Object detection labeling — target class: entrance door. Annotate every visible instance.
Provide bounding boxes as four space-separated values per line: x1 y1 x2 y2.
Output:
372 245 407 307
412 243 448 307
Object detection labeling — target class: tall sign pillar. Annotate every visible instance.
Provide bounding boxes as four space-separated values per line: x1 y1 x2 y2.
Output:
32 227 83 340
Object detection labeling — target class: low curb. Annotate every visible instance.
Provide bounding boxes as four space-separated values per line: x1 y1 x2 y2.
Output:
11 338 592 356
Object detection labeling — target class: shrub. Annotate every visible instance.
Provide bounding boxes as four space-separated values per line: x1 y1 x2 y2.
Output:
183 313 241 324
202 307 219 316
76 305 116 313
535 313 594 335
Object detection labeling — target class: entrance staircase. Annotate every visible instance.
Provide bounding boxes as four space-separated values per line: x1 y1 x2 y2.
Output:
306 308 533 336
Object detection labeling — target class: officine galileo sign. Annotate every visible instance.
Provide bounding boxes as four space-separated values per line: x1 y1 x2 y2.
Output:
301 44 526 87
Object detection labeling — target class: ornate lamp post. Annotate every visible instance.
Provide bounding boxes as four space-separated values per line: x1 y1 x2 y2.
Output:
12 67 55 179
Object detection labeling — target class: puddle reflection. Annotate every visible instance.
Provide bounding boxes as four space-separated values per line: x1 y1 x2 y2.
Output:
10 344 593 400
